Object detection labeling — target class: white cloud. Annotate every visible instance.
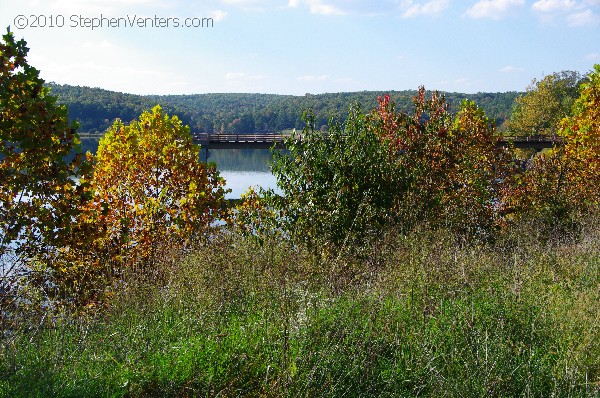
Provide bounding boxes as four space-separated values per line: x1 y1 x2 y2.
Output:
221 0 261 4
292 0 345 15
209 9 228 21
584 52 600 61
499 65 525 72
297 74 328 82
532 0 576 13
464 0 525 19
286 0 413 17
216 0 449 17
214 0 286 13
531 0 600 26
402 0 450 18
567 8 600 25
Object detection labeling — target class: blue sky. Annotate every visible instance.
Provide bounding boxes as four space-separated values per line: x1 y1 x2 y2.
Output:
1 0 599 95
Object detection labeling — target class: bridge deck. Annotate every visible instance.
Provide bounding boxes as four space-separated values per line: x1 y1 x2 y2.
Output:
80 133 563 150
192 133 562 150
192 133 288 149
501 136 561 150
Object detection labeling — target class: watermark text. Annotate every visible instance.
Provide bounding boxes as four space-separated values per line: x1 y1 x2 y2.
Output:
13 14 215 30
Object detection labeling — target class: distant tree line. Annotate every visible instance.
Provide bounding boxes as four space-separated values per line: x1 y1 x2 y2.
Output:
47 83 520 134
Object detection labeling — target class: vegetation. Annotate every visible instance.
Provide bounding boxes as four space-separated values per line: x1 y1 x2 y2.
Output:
47 83 519 134
503 65 600 227
0 28 91 308
2 30 599 397
507 71 584 137
1 224 599 397
240 89 514 254
85 105 228 267
33 107 228 308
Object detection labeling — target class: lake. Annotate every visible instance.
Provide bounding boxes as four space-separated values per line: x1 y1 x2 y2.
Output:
80 138 279 198
205 148 280 198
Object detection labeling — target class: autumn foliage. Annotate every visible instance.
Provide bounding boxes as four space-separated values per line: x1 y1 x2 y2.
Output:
2 28 229 306
559 65 600 206
369 90 513 232
502 65 600 224
507 71 582 138
3 28 600 310
242 88 514 254
85 106 228 269
0 29 90 261
21 106 228 305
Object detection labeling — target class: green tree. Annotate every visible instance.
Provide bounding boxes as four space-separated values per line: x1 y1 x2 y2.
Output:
242 89 512 253
508 71 583 137
0 28 89 267
269 105 401 253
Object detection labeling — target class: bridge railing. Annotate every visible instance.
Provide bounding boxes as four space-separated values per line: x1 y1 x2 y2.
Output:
79 131 565 150
193 133 291 143
502 135 562 143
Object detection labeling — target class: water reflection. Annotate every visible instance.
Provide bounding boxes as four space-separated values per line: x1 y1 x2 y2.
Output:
207 149 279 198
220 171 279 199
79 139 279 199
206 148 272 172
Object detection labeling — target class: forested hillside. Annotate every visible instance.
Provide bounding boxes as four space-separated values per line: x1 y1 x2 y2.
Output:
47 83 519 134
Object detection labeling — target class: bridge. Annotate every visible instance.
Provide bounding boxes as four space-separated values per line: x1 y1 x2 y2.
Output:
192 133 288 149
80 132 562 151
501 135 562 150
192 133 562 151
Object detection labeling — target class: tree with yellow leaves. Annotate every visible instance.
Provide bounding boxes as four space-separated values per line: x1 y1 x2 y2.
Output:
558 65 600 207
502 65 600 226
86 105 229 271
508 71 582 137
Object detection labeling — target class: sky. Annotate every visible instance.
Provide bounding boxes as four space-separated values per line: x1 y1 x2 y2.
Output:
1 0 599 96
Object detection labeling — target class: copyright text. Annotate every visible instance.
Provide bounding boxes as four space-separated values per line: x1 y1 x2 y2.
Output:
13 14 215 30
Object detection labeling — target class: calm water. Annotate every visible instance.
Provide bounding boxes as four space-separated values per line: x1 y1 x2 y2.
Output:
206 149 279 198
80 139 279 198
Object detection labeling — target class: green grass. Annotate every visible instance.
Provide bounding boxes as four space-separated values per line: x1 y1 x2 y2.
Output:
1 223 599 397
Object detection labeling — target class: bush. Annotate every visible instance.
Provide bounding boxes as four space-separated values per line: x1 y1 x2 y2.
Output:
240 89 513 253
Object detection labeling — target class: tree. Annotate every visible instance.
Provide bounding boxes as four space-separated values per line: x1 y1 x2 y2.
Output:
268 105 401 252
502 65 600 226
369 90 512 234
242 89 512 253
85 105 229 270
0 28 89 268
508 71 583 137
559 65 600 206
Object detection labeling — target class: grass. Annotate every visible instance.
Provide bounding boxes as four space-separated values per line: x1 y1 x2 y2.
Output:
1 221 599 397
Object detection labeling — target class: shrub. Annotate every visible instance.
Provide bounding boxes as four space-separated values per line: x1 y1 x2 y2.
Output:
240 89 512 253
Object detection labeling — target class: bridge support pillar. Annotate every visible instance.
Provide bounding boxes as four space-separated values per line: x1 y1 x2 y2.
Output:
199 146 210 162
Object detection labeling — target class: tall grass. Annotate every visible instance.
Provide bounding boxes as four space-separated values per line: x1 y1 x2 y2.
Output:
1 219 599 397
